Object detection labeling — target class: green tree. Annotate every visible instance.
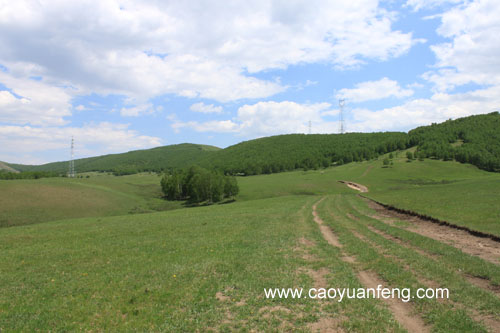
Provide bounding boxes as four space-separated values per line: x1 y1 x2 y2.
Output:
224 176 239 199
161 167 239 204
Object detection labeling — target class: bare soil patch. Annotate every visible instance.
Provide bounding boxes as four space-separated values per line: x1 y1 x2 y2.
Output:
339 181 368 193
309 316 345 332
464 275 500 297
346 212 359 221
307 267 329 289
364 199 500 265
299 237 316 247
295 237 319 261
215 291 230 302
258 305 291 319
357 270 430 333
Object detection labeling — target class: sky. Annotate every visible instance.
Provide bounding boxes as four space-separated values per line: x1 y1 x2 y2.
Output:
1 0 500 164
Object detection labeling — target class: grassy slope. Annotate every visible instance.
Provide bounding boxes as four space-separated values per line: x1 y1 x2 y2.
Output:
7 143 220 173
1 157 499 330
347 153 500 237
0 195 406 332
3 153 500 236
0 173 182 228
237 153 500 237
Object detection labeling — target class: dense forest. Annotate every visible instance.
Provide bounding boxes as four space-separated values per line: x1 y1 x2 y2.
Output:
0 170 60 180
201 132 410 175
161 166 238 204
409 112 500 172
5 113 500 178
7 144 220 175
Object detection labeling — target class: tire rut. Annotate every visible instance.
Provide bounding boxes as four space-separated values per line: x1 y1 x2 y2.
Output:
312 198 430 333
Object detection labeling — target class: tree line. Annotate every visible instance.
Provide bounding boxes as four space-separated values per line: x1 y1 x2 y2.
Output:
0 170 61 180
161 166 239 204
409 112 500 172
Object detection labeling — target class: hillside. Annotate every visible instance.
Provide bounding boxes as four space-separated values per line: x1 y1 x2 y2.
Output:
409 111 500 172
1 157 500 331
0 173 182 228
4 113 500 177
0 161 19 173
202 132 409 175
7 143 220 175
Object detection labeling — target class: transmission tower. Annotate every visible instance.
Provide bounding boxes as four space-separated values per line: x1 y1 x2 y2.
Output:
68 136 75 178
339 99 346 134
308 120 312 135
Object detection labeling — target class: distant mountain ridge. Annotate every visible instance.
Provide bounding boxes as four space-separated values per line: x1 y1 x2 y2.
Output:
5 112 500 175
7 143 220 175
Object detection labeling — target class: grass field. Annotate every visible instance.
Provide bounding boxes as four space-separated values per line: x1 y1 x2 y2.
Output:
1 155 499 331
0 173 182 228
1 195 405 331
238 153 500 237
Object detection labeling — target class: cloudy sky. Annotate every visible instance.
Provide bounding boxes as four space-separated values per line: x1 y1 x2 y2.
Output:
1 0 499 164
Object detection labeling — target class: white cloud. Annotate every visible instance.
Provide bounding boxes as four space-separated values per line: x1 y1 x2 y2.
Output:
425 0 500 91
189 102 223 114
172 101 338 137
405 0 462 11
172 83 500 137
172 120 238 133
0 71 72 126
0 122 161 164
336 77 414 103
120 103 154 117
348 85 500 132
236 101 335 137
0 0 417 103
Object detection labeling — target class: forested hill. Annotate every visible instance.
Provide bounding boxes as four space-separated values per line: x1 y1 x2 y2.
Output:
7 144 220 175
5 113 500 176
409 112 500 172
201 132 409 175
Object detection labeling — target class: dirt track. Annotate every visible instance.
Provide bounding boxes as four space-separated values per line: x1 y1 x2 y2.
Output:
340 180 500 265
311 199 429 333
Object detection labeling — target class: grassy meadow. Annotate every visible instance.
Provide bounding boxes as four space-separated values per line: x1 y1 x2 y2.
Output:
239 153 500 237
0 172 182 228
1 153 499 331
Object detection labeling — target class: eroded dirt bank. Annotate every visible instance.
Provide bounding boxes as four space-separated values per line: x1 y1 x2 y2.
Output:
364 197 500 265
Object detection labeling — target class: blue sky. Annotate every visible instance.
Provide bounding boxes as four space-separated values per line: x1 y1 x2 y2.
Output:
1 0 500 164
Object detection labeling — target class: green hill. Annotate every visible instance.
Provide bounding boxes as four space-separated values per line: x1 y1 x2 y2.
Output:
5 112 500 177
202 132 409 175
409 111 500 172
0 161 19 173
7 143 220 175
